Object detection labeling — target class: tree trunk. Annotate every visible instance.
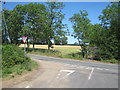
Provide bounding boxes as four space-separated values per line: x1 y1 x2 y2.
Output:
48 45 50 50
48 39 50 50
27 39 29 48
33 43 34 48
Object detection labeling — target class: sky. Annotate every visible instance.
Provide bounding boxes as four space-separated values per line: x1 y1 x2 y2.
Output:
2 2 111 44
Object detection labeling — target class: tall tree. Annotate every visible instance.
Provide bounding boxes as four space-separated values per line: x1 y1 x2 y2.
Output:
98 2 119 59
19 3 47 48
45 2 67 49
69 10 91 58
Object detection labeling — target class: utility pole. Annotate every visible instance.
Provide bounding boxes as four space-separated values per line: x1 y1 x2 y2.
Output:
1 1 11 44
0 1 3 45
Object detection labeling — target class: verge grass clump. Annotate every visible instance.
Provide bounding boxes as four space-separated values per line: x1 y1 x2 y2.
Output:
28 48 61 57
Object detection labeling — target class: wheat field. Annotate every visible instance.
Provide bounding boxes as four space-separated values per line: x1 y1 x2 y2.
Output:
19 44 81 54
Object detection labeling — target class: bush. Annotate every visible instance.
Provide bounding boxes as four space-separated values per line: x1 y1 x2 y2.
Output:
2 45 31 68
2 45 38 78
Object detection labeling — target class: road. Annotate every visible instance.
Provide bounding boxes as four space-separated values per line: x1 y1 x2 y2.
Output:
28 54 118 70
6 54 119 88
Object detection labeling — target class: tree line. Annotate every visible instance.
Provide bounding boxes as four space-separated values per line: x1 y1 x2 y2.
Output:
2 2 68 49
69 2 119 60
2 2 120 60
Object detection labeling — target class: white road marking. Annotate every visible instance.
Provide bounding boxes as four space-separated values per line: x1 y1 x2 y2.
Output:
105 69 109 70
60 70 75 79
88 68 94 80
56 70 75 79
25 86 30 88
60 70 74 73
96 68 103 70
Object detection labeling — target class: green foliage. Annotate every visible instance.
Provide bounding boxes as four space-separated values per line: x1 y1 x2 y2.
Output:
2 45 30 68
28 47 83 60
19 3 47 48
2 2 68 49
2 45 38 78
2 6 24 44
54 36 68 45
46 2 68 49
69 10 91 58
2 60 38 78
94 3 119 60
69 3 119 61
27 48 60 57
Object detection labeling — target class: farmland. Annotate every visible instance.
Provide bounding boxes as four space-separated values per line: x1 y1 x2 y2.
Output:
19 44 81 55
19 44 83 60
19 44 118 64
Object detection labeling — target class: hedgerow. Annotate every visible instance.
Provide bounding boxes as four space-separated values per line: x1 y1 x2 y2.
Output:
2 45 31 68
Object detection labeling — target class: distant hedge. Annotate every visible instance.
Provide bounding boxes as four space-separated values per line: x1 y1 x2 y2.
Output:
2 45 31 68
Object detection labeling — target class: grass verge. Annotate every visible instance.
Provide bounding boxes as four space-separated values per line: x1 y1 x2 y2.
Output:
28 48 118 64
2 60 38 79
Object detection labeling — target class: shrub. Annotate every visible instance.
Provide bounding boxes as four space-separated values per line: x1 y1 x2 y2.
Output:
2 45 31 68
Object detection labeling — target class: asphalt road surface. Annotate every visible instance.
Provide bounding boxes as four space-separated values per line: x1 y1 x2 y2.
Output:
10 54 119 88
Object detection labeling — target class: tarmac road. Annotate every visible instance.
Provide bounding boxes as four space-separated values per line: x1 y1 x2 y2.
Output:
28 54 118 70
9 54 119 88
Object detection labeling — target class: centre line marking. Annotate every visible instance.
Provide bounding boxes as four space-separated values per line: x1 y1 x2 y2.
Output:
88 67 94 80
96 68 103 70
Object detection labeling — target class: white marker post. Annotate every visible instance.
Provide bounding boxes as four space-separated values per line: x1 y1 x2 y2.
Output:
21 37 28 56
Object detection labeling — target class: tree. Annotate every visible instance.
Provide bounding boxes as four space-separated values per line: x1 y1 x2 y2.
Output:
97 2 119 60
45 2 67 49
2 2 68 49
2 5 24 45
61 36 67 45
54 36 67 45
19 3 47 48
69 10 91 58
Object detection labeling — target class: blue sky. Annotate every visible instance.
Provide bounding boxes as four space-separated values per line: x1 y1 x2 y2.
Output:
2 2 111 44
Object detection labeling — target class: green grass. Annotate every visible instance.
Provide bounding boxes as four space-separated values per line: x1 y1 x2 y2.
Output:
28 48 118 64
28 48 83 60
100 59 118 64
29 50 61 57
54 48 80 55
2 60 38 79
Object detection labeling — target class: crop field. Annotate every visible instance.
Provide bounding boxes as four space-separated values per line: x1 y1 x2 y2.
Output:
19 44 81 55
